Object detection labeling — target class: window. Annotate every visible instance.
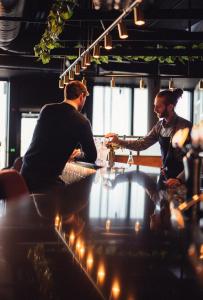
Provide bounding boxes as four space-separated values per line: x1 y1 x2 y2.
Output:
133 88 148 136
92 85 149 156
92 86 132 135
20 113 38 156
175 90 191 121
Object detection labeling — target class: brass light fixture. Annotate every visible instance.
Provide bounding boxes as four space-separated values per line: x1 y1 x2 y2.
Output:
104 34 112 50
139 77 145 89
75 63 80 75
93 44 100 58
199 79 203 90
85 53 91 66
82 77 87 86
64 75 69 84
169 78 175 90
133 7 145 26
69 69 74 80
117 20 128 39
81 57 87 69
110 76 115 87
59 78 64 89
60 1 142 80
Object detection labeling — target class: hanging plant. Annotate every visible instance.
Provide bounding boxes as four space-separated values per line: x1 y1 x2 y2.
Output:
112 44 203 65
34 0 78 64
66 44 203 66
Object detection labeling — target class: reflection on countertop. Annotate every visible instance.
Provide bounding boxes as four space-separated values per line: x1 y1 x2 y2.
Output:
0 162 203 300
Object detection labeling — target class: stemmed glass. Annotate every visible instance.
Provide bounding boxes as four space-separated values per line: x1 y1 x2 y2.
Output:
127 151 134 165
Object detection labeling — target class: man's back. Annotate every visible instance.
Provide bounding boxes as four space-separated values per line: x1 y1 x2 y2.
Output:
21 102 96 181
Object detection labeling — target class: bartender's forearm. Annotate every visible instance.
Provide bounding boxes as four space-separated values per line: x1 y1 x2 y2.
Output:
117 139 138 150
116 137 155 151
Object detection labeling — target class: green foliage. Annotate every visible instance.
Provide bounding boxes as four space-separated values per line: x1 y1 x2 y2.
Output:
66 55 77 61
34 0 78 64
109 45 203 65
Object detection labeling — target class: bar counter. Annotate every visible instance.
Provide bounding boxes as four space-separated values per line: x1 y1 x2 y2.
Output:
0 162 203 300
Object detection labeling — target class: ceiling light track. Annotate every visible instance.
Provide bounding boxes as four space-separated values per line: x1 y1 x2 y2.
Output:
60 0 142 79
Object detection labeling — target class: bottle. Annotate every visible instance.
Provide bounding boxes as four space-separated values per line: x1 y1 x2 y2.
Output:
127 151 134 165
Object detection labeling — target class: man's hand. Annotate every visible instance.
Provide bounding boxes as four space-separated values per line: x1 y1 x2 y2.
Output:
68 149 83 161
105 133 119 144
165 178 181 187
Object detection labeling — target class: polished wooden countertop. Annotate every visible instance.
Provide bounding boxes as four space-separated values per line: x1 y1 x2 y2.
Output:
0 162 203 300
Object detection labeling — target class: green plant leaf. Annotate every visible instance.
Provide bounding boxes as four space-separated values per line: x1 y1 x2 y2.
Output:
165 56 174 64
173 45 186 49
60 9 73 20
34 0 77 64
41 53 51 64
67 55 77 60
112 56 123 62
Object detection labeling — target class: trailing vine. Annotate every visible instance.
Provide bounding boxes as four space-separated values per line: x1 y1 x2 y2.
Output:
34 0 78 64
65 44 203 65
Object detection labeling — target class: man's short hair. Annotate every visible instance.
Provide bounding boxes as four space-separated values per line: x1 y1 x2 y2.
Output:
64 80 89 100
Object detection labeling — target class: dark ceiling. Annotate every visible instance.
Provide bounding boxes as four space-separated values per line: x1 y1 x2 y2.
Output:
0 0 203 86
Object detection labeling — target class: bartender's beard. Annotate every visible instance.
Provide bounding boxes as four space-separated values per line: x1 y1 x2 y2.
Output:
157 106 169 119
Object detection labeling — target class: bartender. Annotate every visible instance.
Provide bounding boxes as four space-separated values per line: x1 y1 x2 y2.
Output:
105 88 192 187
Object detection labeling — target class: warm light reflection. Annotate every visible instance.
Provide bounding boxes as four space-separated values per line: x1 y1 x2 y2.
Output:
193 194 199 202
178 202 187 211
188 244 196 257
86 252 94 271
135 221 141 232
55 214 60 228
106 219 111 232
75 238 81 254
172 128 189 148
69 230 75 246
79 244 85 260
111 279 121 299
97 263 105 285
200 244 203 259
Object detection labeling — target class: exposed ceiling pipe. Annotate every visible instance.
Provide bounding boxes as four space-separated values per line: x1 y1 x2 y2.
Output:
0 0 25 49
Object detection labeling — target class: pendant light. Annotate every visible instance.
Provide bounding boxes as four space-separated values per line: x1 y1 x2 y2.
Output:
69 69 74 80
85 53 91 66
59 78 64 89
81 57 87 69
139 77 145 89
133 7 145 26
104 34 112 50
93 44 100 58
110 77 115 87
169 78 175 90
75 63 80 75
199 79 203 90
64 75 69 85
117 20 128 39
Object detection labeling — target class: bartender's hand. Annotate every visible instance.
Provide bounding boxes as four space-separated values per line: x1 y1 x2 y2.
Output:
68 149 83 161
165 178 181 187
105 133 119 144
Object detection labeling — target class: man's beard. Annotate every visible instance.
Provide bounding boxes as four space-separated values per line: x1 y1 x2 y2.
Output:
157 107 169 119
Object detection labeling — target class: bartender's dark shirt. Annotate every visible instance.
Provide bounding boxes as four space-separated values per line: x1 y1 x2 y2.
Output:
125 113 192 164
21 102 97 187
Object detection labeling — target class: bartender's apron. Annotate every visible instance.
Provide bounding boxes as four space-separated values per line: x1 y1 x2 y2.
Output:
159 135 184 180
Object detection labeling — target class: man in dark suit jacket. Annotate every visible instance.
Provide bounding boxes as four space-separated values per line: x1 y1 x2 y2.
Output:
21 80 97 192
